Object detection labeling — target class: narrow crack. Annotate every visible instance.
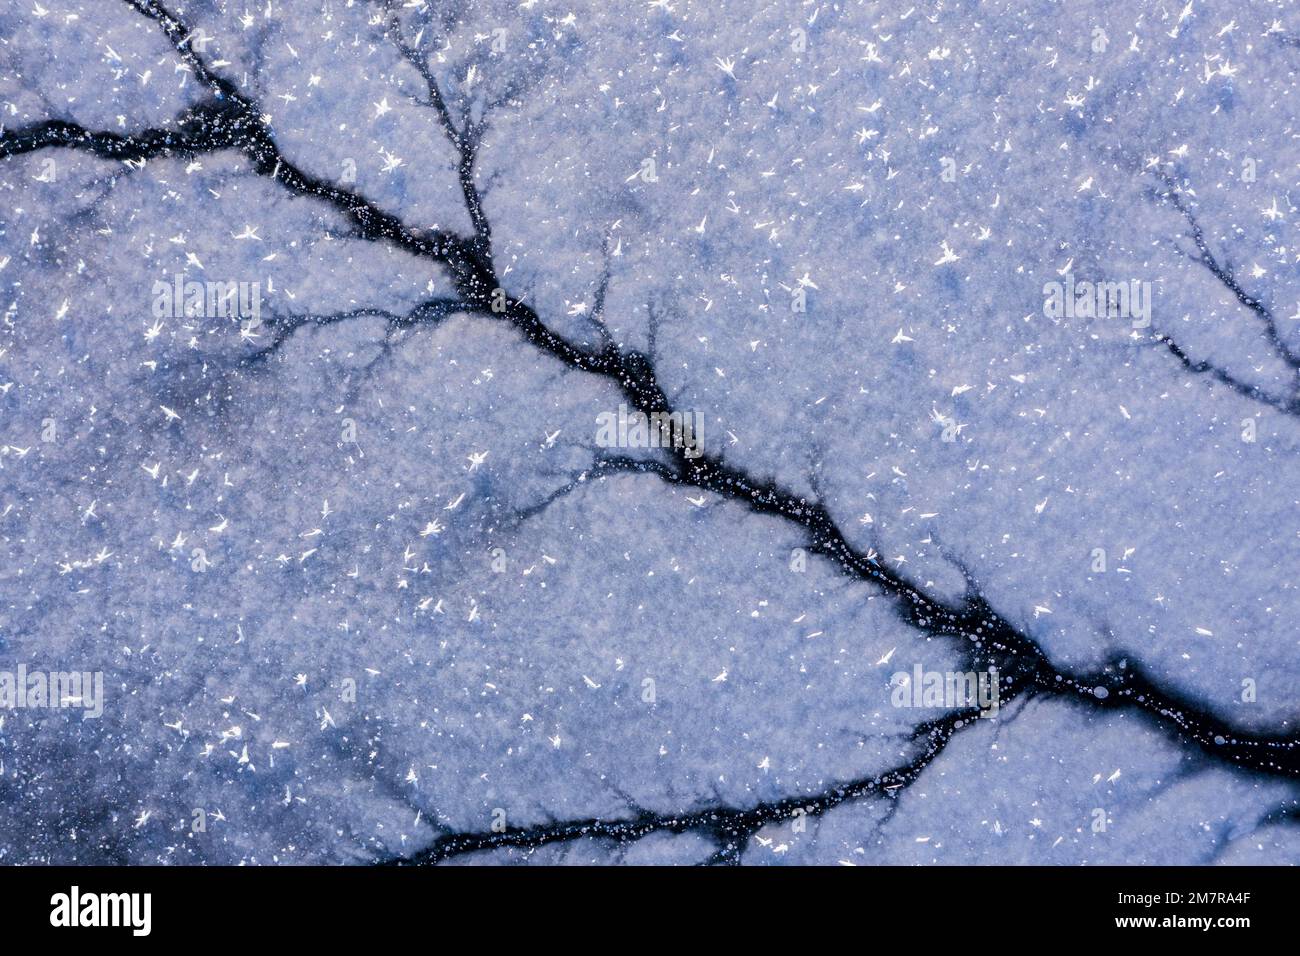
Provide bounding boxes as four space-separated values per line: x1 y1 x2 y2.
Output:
388 707 976 866
243 297 474 364
1147 169 1300 414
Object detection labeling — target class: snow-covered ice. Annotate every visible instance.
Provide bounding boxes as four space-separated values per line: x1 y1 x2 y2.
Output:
0 0 1296 865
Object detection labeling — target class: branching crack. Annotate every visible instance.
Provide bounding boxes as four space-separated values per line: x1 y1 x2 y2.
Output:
389 708 975 866
1148 170 1300 414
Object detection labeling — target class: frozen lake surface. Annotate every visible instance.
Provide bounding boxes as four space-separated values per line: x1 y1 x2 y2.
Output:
0 0 1297 864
